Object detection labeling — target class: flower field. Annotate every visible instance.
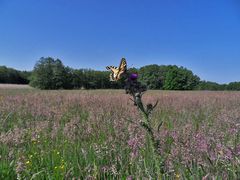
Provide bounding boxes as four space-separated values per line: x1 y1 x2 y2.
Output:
0 87 240 179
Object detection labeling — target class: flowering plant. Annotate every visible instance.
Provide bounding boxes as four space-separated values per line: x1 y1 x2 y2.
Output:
124 72 161 155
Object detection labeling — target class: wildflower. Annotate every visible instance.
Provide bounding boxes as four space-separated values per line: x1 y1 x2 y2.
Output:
236 145 240 156
175 173 180 179
101 166 109 173
128 137 141 159
195 133 208 153
124 73 147 97
108 59 161 169
127 176 133 180
224 148 233 160
32 139 37 145
60 165 65 169
56 151 60 155
16 156 26 174
26 160 30 165
129 73 138 80
122 61 160 156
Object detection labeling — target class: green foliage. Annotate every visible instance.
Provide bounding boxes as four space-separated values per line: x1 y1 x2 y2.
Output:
163 66 200 90
0 90 239 179
30 57 71 89
30 57 126 90
2 57 240 90
0 66 30 84
139 65 200 90
139 65 167 89
196 81 227 91
227 82 240 90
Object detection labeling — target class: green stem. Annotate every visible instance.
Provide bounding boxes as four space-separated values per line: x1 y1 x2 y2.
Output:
132 92 160 155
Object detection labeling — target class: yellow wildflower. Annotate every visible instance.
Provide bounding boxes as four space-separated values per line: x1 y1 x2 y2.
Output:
175 173 180 179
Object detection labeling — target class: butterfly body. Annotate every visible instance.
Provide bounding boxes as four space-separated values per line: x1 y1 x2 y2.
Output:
106 58 127 81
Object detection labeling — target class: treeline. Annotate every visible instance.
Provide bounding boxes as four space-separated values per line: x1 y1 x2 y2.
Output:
0 66 31 84
30 57 124 89
29 57 200 90
1 57 240 91
197 81 240 91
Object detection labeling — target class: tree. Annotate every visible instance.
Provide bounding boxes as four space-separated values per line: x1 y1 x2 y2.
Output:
30 57 68 89
163 66 200 90
0 66 8 83
52 59 68 89
64 66 74 89
227 82 240 91
196 81 226 91
139 65 163 89
0 66 30 84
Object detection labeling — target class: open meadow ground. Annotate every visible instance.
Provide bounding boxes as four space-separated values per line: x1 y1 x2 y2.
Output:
0 86 240 179
0 84 32 90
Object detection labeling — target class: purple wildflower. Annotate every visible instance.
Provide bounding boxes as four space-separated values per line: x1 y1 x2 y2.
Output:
127 176 133 180
195 133 208 153
129 73 138 80
236 145 240 156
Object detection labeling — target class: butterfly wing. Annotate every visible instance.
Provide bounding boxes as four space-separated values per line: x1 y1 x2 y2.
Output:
116 58 127 80
106 66 119 81
106 58 127 81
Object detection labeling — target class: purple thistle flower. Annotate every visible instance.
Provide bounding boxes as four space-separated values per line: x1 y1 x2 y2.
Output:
129 73 138 80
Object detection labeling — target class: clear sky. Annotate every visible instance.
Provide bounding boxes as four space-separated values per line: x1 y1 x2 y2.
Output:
0 0 240 83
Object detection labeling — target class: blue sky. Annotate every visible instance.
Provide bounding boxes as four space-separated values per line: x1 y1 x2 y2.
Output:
0 0 240 83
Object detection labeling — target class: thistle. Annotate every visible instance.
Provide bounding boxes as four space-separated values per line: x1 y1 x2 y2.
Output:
124 72 161 155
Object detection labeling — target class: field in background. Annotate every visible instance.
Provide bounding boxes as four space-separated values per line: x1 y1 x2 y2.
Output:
0 88 239 179
0 84 32 89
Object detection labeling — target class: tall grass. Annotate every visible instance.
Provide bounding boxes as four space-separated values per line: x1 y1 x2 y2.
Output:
0 89 239 179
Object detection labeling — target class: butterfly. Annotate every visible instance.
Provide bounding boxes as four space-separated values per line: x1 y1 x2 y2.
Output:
106 58 127 81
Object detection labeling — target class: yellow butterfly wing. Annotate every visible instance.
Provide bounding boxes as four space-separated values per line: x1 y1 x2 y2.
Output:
106 66 119 81
106 58 127 81
116 58 127 80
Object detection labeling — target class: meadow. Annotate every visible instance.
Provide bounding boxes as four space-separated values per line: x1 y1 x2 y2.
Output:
0 85 239 179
